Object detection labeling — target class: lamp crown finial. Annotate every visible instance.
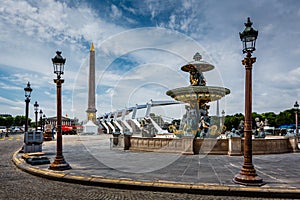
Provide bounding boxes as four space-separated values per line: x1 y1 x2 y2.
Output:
245 17 253 27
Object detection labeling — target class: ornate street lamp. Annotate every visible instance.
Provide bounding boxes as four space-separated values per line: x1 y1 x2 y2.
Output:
294 101 299 141
24 82 32 132
233 17 264 186
34 101 39 131
49 51 71 170
240 17 258 54
39 109 43 131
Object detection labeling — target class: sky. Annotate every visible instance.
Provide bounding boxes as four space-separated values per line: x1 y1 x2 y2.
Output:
1 0 300 123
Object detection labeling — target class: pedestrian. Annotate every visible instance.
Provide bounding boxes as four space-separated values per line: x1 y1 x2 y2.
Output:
52 127 55 139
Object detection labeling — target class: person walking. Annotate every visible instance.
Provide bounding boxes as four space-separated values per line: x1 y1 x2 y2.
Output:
52 127 56 139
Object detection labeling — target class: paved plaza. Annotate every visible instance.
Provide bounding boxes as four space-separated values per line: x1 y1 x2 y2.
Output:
13 134 300 198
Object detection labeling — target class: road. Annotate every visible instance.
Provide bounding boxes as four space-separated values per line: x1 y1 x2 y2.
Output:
0 134 295 200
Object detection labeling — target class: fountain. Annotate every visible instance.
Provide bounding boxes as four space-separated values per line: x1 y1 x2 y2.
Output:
118 53 298 155
166 53 230 138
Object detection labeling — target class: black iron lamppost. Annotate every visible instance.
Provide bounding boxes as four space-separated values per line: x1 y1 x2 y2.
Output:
294 101 299 141
49 51 71 170
24 82 32 132
233 17 264 186
34 101 39 131
39 109 43 131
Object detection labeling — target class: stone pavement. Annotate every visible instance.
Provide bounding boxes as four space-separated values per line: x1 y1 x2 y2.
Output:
13 135 300 198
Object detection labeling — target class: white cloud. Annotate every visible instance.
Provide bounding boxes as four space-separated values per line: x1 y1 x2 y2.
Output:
1 0 300 123
110 4 122 19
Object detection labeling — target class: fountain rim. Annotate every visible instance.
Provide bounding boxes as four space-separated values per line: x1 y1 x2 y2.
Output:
166 85 230 102
167 85 230 95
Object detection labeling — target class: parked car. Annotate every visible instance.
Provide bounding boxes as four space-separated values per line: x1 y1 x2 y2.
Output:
0 126 7 137
0 126 7 133
10 127 24 133
62 125 77 135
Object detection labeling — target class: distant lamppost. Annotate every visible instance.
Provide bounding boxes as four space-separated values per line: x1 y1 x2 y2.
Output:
43 114 47 130
24 82 32 132
34 101 39 131
221 110 225 127
294 101 299 141
49 51 71 170
39 109 43 131
233 17 264 186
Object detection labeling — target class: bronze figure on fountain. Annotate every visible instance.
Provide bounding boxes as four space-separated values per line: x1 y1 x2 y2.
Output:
166 52 230 138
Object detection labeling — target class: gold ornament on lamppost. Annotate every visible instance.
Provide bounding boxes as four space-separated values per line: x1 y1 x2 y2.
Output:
233 17 264 186
49 51 71 171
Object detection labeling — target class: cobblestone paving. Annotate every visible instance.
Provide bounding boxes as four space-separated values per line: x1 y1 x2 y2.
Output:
0 135 298 199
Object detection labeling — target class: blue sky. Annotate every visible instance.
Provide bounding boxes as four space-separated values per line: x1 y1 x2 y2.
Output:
1 0 300 122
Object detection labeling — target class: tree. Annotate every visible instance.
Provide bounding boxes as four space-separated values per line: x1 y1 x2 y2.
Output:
275 109 294 127
0 117 5 126
262 112 277 127
224 113 244 130
223 108 300 129
13 115 26 126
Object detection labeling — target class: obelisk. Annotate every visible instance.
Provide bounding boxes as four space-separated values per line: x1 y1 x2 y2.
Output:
86 43 97 123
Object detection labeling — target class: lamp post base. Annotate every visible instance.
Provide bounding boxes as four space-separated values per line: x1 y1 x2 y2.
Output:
233 171 264 186
49 156 71 171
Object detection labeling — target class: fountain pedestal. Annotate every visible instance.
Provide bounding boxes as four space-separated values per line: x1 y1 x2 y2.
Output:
228 138 242 156
181 136 194 155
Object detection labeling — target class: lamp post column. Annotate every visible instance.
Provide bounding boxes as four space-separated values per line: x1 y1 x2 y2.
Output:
49 78 71 170
35 110 38 131
25 98 30 132
39 110 43 131
49 51 71 171
43 114 46 132
24 82 32 132
34 101 39 131
233 52 263 186
294 101 299 142
296 110 298 141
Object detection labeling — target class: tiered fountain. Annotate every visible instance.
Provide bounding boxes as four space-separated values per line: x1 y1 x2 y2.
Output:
128 53 298 155
166 52 230 138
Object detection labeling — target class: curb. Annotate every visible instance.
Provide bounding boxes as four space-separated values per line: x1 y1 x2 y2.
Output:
12 150 300 198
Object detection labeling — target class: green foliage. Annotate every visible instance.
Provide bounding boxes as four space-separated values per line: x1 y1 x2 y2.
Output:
0 115 31 128
5 116 14 127
224 109 299 131
0 117 5 126
275 109 295 126
13 115 27 126
224 113 244 130
261 112 277 127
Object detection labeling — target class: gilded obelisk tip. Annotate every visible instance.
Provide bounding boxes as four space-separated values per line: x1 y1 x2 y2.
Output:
90 43 95 51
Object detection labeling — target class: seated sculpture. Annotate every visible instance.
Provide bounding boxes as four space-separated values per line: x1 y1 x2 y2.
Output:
189 70 206 86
